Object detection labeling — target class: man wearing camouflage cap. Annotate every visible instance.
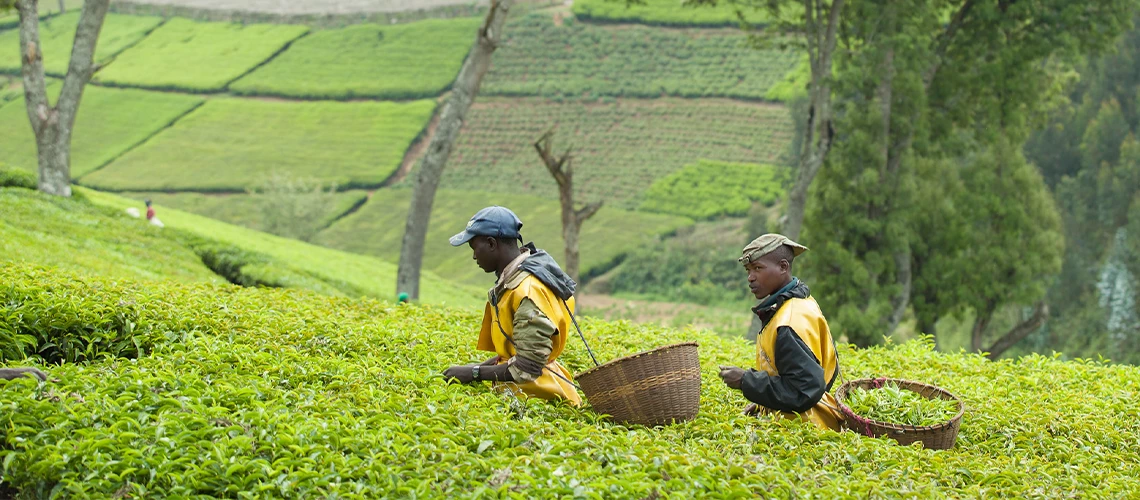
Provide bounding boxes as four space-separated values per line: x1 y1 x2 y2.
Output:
718 234 844 431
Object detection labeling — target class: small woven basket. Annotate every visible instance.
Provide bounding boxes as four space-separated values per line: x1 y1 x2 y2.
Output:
835 377 965 450
576 342 700 426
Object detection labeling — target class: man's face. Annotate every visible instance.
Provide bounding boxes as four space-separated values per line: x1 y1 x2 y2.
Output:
469 237 497 273
745 255 789 299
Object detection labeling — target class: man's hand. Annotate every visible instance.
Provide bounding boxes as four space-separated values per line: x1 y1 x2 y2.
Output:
443 364 477 384
719 365 745 390
0 367 47 382
742 403 761 416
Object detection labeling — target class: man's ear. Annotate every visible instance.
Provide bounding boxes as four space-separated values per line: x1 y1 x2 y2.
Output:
485 236 498 252
780 259 791 274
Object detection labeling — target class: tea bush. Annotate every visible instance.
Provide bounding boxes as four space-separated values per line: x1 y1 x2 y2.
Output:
0 12 161 76
0 166 36 190
2 267 1140 497
230 18 481 100
92 18 308 92
571 0 766 27
81 98 436 192
0 84 203 178
639 160 786 219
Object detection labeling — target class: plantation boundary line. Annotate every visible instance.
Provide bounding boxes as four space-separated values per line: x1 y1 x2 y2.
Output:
219 30 312 91
74 99 209 184
95 17 171 73
320 193 372 231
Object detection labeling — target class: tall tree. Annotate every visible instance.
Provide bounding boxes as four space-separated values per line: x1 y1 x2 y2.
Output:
6 0 110 197
533 129 602 285
396 0 513 300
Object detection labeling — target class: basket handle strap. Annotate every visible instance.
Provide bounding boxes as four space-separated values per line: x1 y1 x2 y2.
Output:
562 298 601 367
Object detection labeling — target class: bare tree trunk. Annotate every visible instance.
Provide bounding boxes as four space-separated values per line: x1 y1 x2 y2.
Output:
533 129 602 285
17 0 109 198
395 0 513 300
970 304 995 352
58 0 65 14
985 302 1048 360
782 0 844 240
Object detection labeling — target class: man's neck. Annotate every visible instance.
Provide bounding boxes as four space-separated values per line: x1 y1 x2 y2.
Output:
495 247 524 276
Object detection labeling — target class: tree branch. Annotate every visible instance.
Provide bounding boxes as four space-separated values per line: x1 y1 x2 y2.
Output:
984 302 1049 360
924 0 976 88
16 0 49 133
575 201 603 223
57 0 110 131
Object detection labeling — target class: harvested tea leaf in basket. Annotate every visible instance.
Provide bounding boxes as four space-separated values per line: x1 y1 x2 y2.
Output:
845 381 959 427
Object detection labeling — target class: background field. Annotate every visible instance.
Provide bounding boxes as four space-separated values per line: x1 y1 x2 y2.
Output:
484 14 800 101
231 18 480 99
0 84 204 178
83 188 483 307
639 159 786 219
315 187 693 285
82 97 436 192
92 18 308 92
0 12 163 76
433 97 795 209
571 0 767 27
117 190 370 234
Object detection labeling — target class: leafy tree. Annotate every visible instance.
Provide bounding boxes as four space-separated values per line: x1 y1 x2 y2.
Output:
246 172 338 243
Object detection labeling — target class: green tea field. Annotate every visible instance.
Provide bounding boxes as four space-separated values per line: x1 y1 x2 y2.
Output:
230 18 481 100
571 0 767 27
116 190 370 234
81 97 437 192
432 97 795 209
639 159 787 219
315 187 693 285
0 12 162 76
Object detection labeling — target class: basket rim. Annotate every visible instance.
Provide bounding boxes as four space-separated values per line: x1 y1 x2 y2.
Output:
835 377 965 432
575 341 700 380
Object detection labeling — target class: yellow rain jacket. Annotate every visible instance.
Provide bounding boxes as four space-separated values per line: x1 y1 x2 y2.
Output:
478 273 582 406
753 293 844 431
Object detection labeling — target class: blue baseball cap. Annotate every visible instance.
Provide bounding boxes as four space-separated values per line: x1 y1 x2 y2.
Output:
449 206 524 246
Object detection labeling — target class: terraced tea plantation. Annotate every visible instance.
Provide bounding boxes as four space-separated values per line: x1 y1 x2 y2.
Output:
116 190 369 234
434 97 795 209
81 98 436 192
484 14 800 101
92 18 309 92
231 18 481 100
315 187 692 285
640 159 787 219
0 12 162 76
2 262 1139 497
572 0 767 27
0 84 203 178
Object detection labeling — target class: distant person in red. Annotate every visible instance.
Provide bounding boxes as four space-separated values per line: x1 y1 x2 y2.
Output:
145 199 164 228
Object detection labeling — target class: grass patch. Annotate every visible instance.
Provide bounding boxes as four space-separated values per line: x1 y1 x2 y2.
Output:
315 188 692 286
0 187 221 285
572 0 767 27
639 159 786 219
485 13 800 101
0 84 203 178
82 97 436 192
3 267 1140 496
0 12 162 76
231 17 481 100
82 188 482 307
116 190 369 234
427 97 794 209
92 18 308 92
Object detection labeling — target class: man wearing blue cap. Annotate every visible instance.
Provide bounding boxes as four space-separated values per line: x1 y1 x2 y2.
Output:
442 206 582 406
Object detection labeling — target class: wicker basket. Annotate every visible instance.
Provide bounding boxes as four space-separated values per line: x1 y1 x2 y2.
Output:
835 378 965 450
575 342 700 426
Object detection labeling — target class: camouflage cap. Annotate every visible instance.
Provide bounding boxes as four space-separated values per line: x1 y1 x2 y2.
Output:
738 233 808 265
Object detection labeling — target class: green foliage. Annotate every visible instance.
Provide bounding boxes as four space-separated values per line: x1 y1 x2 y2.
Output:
4 269 1140 496
0 165 35 189
844 382 959 427
0 74 21 106
81 188 483 307
0 12 162 76
231 18 480 99
571 0 766 27
483 13 800 101
81 97 436 192
433 97 794 209
763 55 809 101
0 84 203 178
0 187 221 285
92 18 308 92
246 172 339 242
115 190 368 235
639 159 786 219
604 219 755 307
315 188 692 287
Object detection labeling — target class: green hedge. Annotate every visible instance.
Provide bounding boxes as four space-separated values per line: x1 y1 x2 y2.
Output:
231 18 481 100
639 159 787 219
3 267 1140 496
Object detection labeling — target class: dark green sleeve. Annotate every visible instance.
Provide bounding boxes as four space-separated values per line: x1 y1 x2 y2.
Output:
740 326 826 413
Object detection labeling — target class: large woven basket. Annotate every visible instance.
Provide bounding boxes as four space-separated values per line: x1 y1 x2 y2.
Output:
835 378 965 450
575 342 700 426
